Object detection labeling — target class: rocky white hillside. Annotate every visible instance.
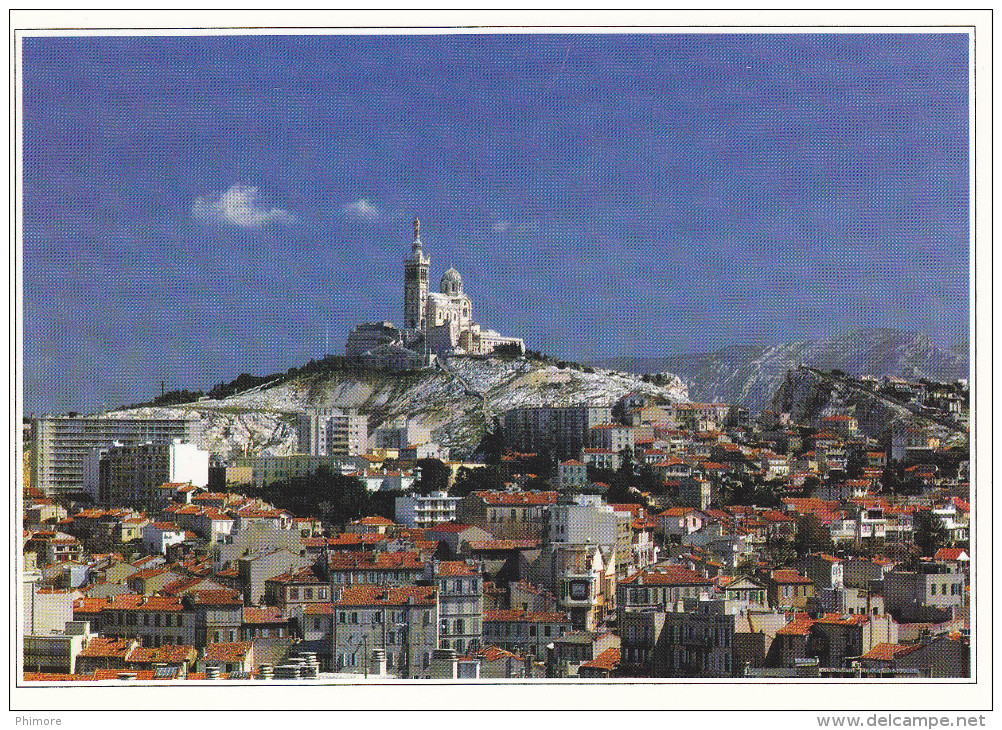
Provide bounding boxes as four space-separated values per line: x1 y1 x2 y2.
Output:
770 369 915 438
108 358 688 461
593 329 969 413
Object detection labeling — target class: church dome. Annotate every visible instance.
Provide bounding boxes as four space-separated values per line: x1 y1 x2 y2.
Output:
440 267 463 295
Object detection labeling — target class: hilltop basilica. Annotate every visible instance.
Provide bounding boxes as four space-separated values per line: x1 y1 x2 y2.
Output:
345 219 524 368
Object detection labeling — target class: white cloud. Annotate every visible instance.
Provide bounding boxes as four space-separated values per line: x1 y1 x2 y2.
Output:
492 220 511 233
343 198 382 220
191 185 296 228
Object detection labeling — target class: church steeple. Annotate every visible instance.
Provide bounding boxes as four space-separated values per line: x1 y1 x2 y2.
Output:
411 217 422 257
404 217 429 329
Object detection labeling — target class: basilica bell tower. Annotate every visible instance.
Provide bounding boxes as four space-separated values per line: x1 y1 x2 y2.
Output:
403 217 430 329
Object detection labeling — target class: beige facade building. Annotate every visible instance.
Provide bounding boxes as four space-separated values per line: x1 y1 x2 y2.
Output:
227 454 363 489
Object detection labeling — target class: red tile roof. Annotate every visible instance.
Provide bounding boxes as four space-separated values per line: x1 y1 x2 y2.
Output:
243 606 287 624
150 522 183 531
351 516 395 526
126 644 197 664
434 560 476 577
159 577 206 596
813 553 843 564
324 551 423 571
659 507 695 518
934 548 970 562
204 642 252 663
332 585 437 607
770 569 814 585
79 637 133 659
130 565 171 581
267 566 324 585
776 614 816 636
860 643 920 661
473 491 559 506
464 646 523 663
317 533 389 548
580 646 621 672
620 566 712 587
93 669 160 680
24 672 97 682
484 610 569 623
104 594 184 612
74 597 113 614
425 522 475 533
185 588 243 606
467 540 542 551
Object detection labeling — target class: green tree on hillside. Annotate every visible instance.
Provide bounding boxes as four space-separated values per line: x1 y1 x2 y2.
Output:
413 458 451 495
913 510 949 556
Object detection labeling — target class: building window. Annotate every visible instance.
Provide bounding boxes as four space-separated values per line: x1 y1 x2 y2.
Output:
289 588 299 600
304 588 313 600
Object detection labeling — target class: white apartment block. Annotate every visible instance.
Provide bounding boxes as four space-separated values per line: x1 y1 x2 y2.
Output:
297 408 368 456
30 415 200 496
589 424 636 453
395 491 460 528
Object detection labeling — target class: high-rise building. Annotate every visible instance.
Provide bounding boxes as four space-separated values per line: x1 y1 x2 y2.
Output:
90 439 210 507
29 416 200 496
296 408 368 456
502 404 614 459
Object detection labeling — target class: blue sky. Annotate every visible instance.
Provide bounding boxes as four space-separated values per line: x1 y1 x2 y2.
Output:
22 33 970 414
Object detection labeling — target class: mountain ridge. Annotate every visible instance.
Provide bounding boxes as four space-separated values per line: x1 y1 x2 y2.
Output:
588 328 969 413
